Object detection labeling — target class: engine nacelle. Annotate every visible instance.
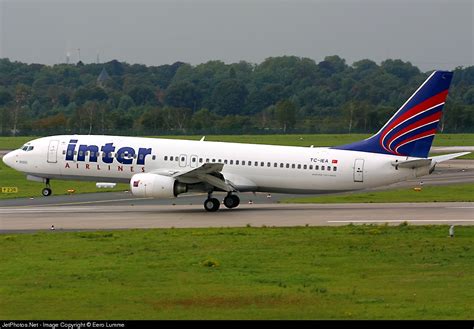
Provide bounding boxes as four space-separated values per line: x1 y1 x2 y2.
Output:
130 173 187 198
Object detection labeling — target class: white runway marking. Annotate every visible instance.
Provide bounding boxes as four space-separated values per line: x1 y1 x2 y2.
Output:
327 219 474 223
448 206 474 209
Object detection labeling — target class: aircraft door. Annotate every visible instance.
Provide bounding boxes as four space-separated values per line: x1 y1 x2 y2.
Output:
190 155 198 168
179 154 187 167
353 159 364 182
47 140 59 163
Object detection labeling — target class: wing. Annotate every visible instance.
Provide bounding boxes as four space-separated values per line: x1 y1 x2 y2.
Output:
150 163 236 192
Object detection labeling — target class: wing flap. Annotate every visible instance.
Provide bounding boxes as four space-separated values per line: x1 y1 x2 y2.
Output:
173 163 236 192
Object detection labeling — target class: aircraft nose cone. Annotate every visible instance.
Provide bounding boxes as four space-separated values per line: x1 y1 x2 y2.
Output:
2 151 16 168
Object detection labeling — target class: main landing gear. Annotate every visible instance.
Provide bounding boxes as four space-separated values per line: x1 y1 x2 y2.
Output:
204 192 240 212
42 179 52 197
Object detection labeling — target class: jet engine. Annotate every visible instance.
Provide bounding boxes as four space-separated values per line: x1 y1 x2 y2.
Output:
130 173 187 198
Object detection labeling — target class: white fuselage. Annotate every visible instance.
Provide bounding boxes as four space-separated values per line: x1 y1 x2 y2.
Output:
3 135 427 195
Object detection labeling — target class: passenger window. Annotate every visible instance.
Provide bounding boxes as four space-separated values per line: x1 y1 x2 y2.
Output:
230 160 233 165
333 167 337 171
321 166 325 170
315 165 319 170
62 150 66 155
248 161 252 166
79 151 83 157
291 164 295 169
255 161 258 166
261 162 264 167
236 160 239 165
170 156 174 161
280 163 284 168
139 154 144 160
164 156 168 161
286 164 289 168
199 158 203 163
274 163 277 167
327 166 331 171
181 157 185 161
309 165 313 170
303 165 307 169
206 158 209 162
267 162 271 167
192 158 196 162
297 164 301 169
90 151 95 157
212 159 216 163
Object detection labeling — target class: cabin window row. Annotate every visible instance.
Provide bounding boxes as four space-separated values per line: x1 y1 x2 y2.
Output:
163 155 337 172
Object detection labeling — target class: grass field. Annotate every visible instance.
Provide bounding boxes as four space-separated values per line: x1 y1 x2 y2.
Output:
0 226 473 319
282 184 474 204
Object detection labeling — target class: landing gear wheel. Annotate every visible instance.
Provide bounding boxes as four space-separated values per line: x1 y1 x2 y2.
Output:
224 195 240 209
42 187 52 197
204 198 220 212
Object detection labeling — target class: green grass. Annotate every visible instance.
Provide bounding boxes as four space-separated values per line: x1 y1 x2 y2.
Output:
0 226 473 319
0 160 128 199
282 184 474 204
0 136 36 150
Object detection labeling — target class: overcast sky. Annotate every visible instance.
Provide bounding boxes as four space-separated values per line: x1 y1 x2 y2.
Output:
0 0 472 72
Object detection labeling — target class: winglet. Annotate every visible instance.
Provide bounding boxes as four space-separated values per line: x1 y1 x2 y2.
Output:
200 136 206 142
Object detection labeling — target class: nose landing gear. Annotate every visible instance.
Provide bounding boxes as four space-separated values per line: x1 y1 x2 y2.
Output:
42 179 52 197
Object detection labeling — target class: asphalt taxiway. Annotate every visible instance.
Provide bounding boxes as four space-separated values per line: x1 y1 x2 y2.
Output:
0 202 473 232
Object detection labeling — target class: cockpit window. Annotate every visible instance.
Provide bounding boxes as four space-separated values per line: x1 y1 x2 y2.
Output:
21 144 34 152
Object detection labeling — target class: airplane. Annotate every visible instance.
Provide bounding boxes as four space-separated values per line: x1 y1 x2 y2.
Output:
2 70 470 212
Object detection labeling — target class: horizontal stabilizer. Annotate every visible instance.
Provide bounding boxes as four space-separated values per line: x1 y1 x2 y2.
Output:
430 152 470 164
391 158 432 169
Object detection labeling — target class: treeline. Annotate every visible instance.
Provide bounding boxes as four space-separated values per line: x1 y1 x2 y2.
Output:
0 56 473 136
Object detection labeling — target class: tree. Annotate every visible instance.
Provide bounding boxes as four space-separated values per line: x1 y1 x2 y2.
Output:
191 108 218 131
165 82 202 111
211 79 248 115
13 84 31 136
275 100 296 132
128 86 156 105
118 95 135 111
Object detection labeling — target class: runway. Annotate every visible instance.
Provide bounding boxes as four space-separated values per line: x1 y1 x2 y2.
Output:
1 202 473 232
